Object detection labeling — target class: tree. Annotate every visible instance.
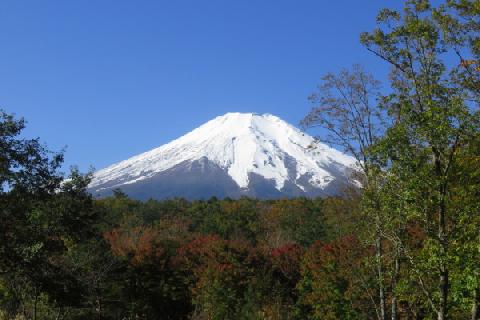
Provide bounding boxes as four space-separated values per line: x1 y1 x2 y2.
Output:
361 1 480 318
178 235 267 320
0 110 98 318
302 65 392 320
104 220 192 319
297 236 377 320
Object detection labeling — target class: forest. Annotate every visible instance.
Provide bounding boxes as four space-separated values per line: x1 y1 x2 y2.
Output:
1 0 479 319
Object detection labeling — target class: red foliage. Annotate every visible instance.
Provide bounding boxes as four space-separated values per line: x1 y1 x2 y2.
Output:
322 243 334 254
302 235 370 290
270 244 304 280
177 234 263 278
104 226 165 265
294 235 375 319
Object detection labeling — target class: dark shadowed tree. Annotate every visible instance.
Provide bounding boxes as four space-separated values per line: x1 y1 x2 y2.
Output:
0 110 98 319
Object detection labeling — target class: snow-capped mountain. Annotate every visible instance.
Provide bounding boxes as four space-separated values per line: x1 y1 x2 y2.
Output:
89 112 358 200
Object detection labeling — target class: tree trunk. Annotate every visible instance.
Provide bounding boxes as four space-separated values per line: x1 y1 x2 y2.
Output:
391 253 400 320
472 287 480 320
437 269 448 320
33 287 38 320
435 153 448 320
376 229 387 320
96 297 102 319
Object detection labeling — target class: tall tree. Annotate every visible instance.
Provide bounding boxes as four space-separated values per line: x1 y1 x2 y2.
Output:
361 1 479 318
302 65 392 320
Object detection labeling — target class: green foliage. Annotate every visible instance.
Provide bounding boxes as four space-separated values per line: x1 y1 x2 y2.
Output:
0 110 100 318
359 0 480 318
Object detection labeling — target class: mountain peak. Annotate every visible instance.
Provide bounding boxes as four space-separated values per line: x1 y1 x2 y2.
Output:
90 112 357 200
212 112 281 124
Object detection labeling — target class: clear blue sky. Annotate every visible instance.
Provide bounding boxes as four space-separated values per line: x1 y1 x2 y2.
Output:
0 0 401 173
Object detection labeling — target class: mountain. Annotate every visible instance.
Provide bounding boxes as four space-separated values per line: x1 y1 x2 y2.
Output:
89 112 358 200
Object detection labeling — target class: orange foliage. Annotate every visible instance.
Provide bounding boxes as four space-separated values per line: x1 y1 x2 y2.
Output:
104 226 165 265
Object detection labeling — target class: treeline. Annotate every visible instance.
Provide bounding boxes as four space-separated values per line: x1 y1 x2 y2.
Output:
92 193 365 319
0 179 477 319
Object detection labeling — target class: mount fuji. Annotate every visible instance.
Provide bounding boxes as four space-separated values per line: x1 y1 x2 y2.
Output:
89 113 358 200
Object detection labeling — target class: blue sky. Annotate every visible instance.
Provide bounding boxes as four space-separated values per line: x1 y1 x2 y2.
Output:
0 0 400 173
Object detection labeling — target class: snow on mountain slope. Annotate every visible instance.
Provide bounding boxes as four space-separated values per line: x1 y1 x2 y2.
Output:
90 112 358 197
